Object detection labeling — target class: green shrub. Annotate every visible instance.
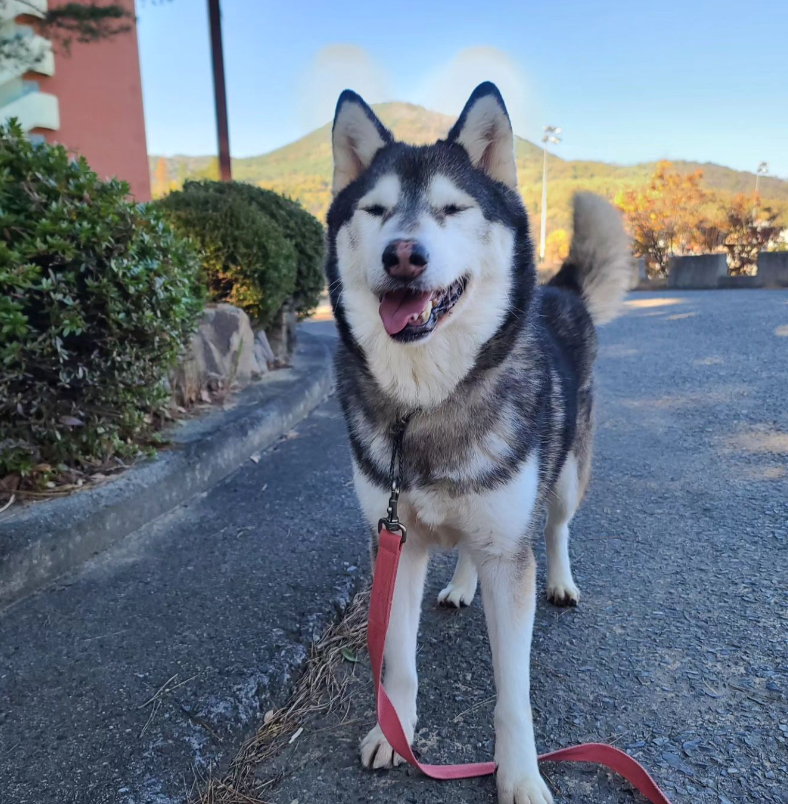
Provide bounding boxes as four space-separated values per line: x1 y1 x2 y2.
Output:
161 181 325 321
158 181 298 328
191 182 325 318
0 120 203 479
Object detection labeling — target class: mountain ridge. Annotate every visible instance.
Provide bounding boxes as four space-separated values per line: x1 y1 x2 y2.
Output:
150 101 788 232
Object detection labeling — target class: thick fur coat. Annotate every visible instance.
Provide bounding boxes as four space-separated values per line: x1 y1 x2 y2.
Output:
326 82 632 804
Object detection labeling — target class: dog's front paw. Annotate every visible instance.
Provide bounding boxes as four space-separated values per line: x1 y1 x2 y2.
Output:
546 576 580 607
437 579 476 608
360 724 406 769
496 770 554 804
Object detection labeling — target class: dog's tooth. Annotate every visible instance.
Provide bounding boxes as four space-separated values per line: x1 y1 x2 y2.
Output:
421 305 431 323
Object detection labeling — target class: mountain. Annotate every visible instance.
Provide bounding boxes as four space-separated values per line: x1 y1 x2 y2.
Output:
150 102 788 232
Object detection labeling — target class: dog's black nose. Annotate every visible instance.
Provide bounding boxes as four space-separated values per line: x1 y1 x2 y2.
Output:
382 239 428 280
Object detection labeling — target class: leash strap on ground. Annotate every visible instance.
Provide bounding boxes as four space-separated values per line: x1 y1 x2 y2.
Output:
368 527 675 803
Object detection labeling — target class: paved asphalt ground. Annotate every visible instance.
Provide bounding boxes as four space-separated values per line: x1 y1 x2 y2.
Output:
1 291 787 804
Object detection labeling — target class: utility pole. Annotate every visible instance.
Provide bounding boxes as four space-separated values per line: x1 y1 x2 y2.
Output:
540 125 562 261
208 0 231 182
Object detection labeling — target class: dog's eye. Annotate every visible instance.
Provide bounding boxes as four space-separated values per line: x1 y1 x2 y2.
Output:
362 204 386 217
442 204 468 216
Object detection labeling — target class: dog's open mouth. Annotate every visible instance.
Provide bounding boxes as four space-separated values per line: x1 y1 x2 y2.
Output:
378 276 468 342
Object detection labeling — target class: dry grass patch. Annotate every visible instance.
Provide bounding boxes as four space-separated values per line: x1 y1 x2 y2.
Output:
192 588 370 804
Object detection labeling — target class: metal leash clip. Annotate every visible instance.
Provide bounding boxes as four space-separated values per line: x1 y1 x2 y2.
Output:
378 481 407 542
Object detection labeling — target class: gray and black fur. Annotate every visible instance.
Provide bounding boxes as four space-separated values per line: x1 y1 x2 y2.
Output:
326 85 629 507
328 83 633 796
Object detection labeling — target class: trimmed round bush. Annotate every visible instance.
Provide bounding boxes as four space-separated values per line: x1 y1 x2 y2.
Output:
0 121 203 479
193 182 325 318
160 181 325 321
158 181 298 328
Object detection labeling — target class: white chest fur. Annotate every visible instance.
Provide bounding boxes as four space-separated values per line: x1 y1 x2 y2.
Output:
353 451 540 562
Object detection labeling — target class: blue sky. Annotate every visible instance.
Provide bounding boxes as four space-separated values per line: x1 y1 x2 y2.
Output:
137 0 788 178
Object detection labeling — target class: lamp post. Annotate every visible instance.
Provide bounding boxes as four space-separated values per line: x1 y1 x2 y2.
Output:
208 0 231 182
540 125 562 261
755 161 768 195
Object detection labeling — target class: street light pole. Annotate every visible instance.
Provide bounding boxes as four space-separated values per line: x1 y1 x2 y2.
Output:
540 125 561 261
755 161 768 195
208 0 231 182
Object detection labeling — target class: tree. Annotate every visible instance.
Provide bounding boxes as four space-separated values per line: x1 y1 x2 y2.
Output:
152 156 169 198
615 161 710 276
720 194 783 275
545 228 570 264
1 2 133 74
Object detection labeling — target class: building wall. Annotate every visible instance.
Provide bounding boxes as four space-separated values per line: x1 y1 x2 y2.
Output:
29 0 151 200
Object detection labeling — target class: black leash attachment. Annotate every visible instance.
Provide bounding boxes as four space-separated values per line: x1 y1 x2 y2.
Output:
378 414 413 541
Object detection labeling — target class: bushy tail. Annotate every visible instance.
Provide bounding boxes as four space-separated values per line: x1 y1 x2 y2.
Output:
548 192 633 326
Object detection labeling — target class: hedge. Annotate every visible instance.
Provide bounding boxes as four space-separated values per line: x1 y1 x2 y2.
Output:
0 121 203 479
159 181 324 324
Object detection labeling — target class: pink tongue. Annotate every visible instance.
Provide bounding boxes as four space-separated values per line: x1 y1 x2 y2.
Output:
379 289 432 335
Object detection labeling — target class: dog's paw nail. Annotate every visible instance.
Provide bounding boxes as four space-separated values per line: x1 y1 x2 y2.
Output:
360 724 405 770
546 581 580 607
437 583 475 609
497 772 554 804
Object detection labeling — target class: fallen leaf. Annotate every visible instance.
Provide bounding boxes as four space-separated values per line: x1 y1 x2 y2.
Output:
264 709 274 724
340 647 358 663
59 416 84 427
249 453 261 464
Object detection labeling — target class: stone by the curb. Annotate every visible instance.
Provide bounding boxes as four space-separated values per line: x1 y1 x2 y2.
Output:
170 303 265 406
254 330 275 372
267 301 298 364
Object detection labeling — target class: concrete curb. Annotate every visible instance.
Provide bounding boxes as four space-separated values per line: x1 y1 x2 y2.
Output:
0 331 334 609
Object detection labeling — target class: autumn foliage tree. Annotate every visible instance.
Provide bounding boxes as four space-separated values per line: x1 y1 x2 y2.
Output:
615 161 710 276
151 157 169 198
545 229 570 264
719 194 783 275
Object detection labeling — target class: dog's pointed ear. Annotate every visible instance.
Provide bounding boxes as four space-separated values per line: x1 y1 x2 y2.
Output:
447 82 517 189
332 90 393 195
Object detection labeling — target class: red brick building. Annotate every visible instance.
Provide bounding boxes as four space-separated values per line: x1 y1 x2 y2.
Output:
1 0 151 200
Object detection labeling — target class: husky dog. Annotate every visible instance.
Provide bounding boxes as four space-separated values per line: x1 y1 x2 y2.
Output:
326 82 631 804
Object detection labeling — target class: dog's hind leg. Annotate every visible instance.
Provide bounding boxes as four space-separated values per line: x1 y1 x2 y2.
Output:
437 546 477 608
360 537 428 769
544 453 581 606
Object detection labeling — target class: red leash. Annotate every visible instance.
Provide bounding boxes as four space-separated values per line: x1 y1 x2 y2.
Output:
368 527 674 802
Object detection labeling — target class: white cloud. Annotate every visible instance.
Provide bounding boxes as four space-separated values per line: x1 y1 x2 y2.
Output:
297 44 391 131
413 47 537 140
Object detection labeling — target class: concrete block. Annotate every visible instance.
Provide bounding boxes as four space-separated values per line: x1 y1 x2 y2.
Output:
629 257 649 289
668 254 728 289
757 252 788 288
718 274 762 289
